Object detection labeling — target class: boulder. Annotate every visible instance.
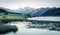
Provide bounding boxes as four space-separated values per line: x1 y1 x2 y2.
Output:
0 24 18 34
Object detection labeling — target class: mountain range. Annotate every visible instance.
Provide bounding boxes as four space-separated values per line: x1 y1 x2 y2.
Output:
0 7 60 17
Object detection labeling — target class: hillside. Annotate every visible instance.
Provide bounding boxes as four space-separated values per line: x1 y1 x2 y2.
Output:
41 7 60 16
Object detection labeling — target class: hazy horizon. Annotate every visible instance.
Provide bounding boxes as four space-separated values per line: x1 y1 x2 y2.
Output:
0 0 60 9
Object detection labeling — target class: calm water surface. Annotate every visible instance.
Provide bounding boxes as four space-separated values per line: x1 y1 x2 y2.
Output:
1 21 60 35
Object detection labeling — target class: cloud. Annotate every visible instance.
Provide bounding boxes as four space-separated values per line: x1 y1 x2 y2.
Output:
0 0 60 9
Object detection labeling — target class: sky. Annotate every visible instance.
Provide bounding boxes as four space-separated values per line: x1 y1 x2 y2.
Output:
0 0 60 9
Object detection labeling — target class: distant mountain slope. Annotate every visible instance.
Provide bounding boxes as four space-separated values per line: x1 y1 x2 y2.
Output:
41 8 60 16
0 7 9 15
0 7 22 15
0 7 60 17
15 7 35 14
33 8 51 17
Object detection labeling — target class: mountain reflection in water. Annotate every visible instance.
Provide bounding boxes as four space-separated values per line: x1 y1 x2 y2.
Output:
27 22 60 31
0 21 60 35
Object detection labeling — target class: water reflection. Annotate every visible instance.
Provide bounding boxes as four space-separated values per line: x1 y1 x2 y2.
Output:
0 21 60 35
27 22 60 31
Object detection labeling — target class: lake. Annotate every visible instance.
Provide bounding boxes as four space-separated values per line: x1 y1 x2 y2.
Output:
0 21 60 35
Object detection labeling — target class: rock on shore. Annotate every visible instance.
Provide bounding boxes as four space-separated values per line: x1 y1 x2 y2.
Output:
0 24 18 34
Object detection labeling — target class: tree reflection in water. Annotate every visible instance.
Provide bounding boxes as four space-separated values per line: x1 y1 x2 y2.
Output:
27 22 60 31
